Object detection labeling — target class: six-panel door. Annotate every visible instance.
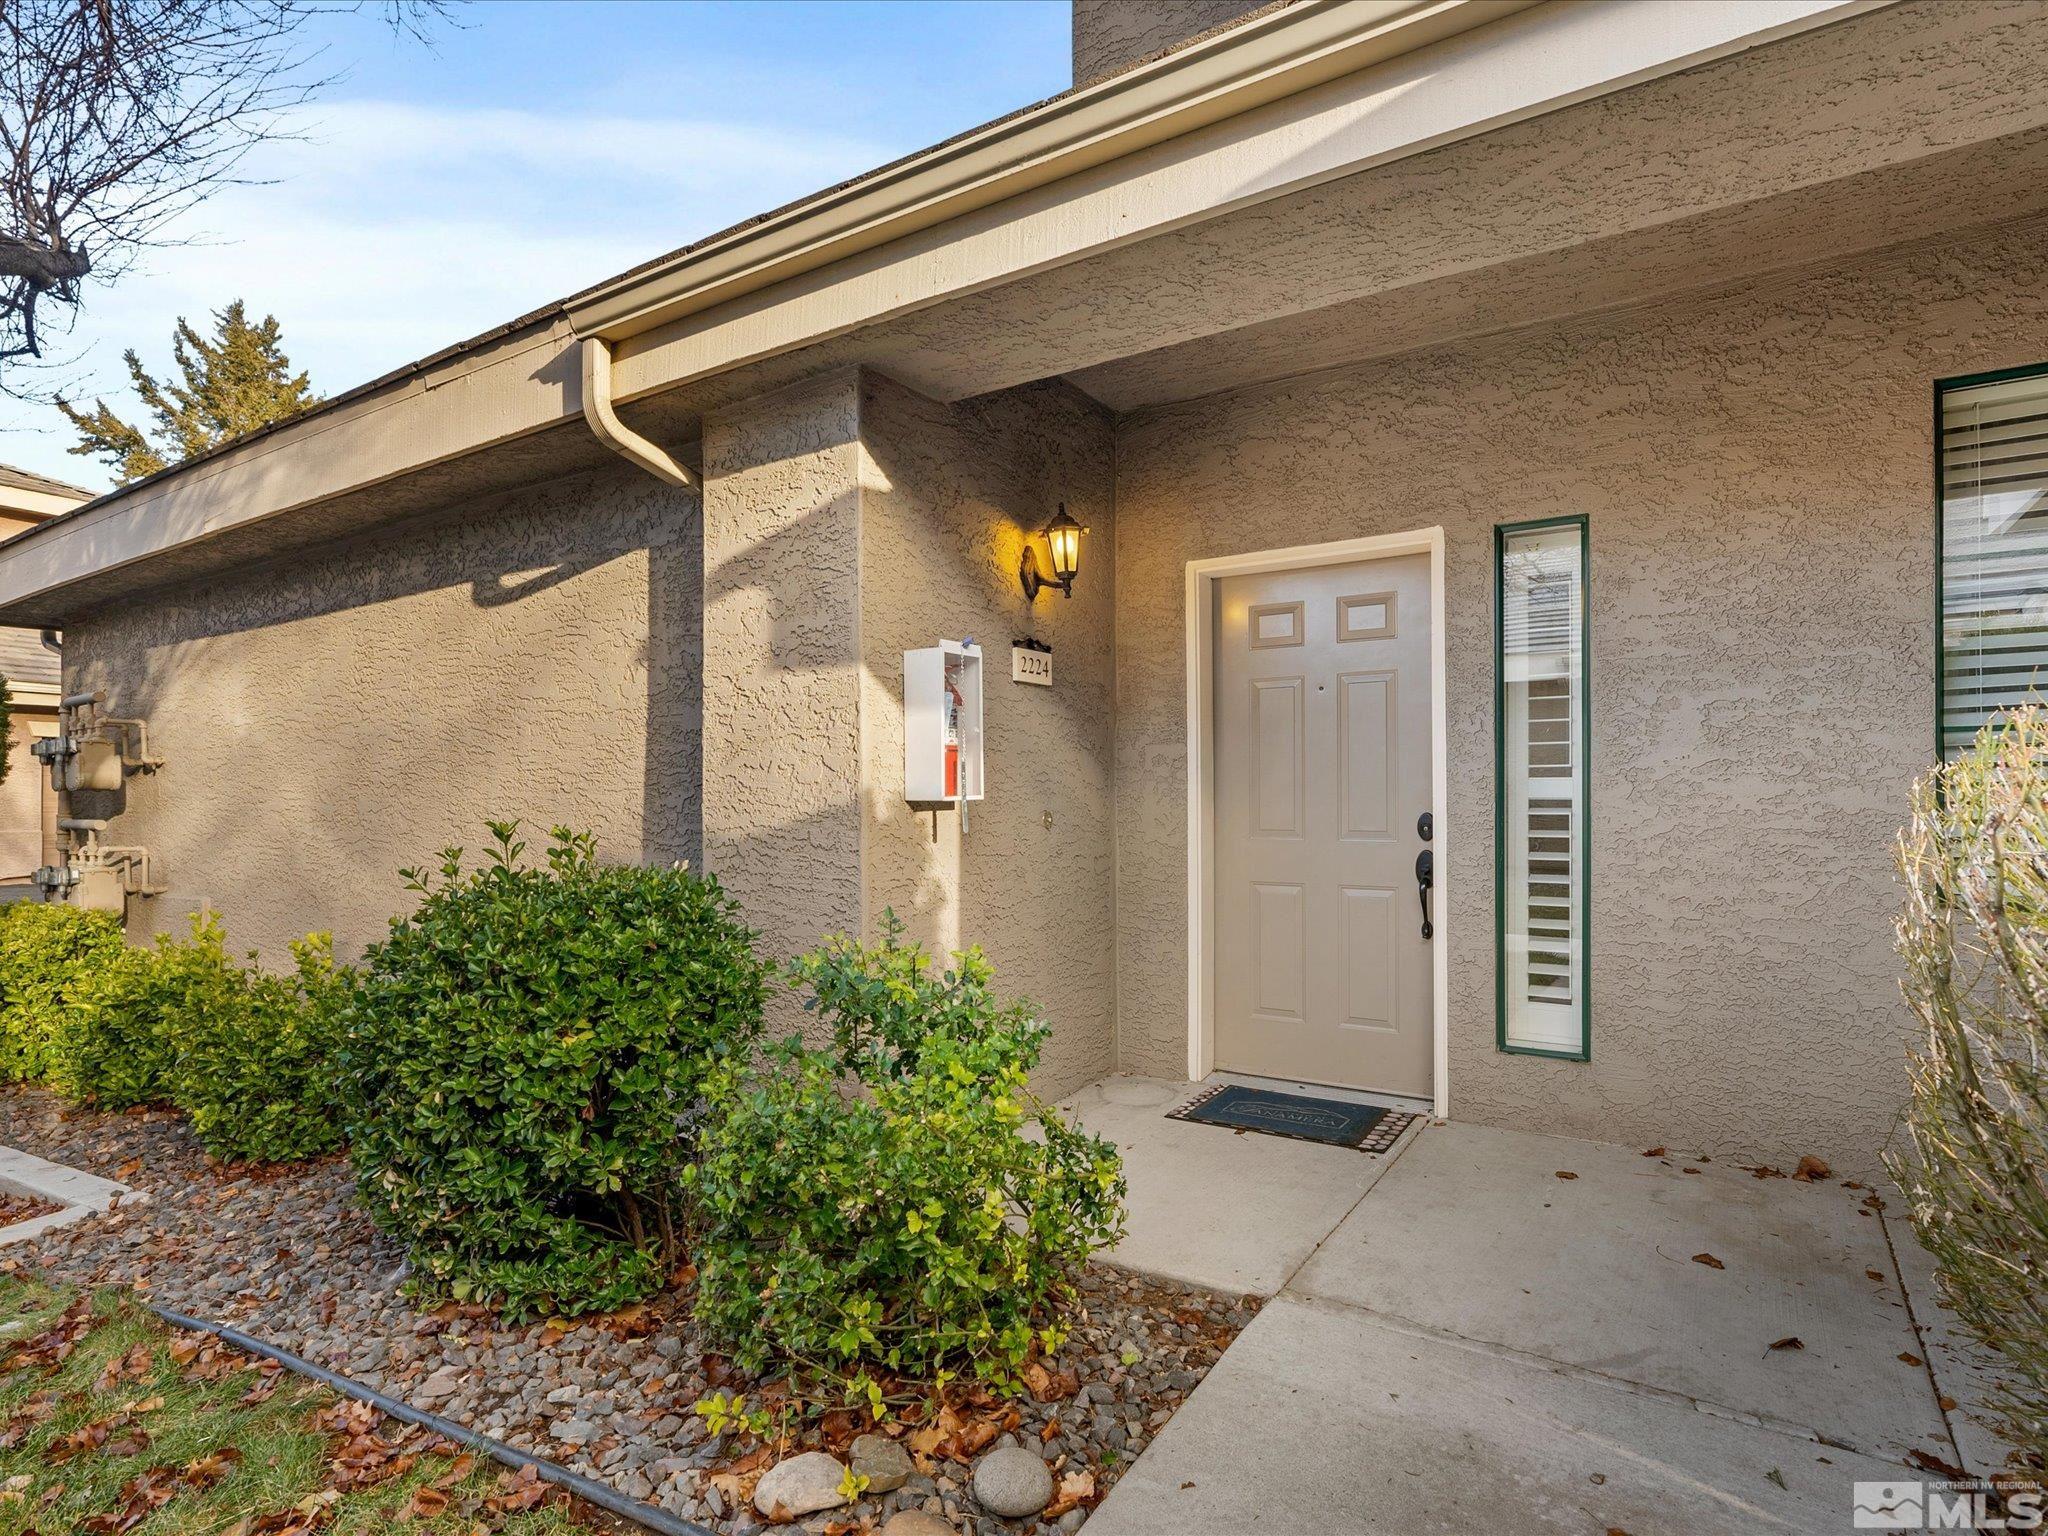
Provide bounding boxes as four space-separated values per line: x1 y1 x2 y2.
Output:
1211 554 1434 1096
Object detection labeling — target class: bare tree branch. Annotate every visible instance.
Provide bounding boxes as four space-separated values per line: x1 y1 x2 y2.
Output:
0 0 444 385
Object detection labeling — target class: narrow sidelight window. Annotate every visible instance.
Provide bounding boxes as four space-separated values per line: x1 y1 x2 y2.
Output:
1938 367 2048 758
1496 517 1589 1059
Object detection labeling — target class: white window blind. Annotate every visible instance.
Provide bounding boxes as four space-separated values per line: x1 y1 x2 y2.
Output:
1941 370 2048 757
1499 522 1588 1058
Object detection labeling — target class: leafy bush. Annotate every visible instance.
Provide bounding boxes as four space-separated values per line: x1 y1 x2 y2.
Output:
1892 703 2048 1463
340 822 768 1320
690 915 1126 1404
45 909 347 1160
0 902 124 1083
171 928 348 1163
46 913 232 1110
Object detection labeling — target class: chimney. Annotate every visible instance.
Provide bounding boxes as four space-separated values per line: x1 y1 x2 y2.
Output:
1072 0 1278 88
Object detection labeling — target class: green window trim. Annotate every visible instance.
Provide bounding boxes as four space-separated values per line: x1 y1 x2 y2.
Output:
1935 362 2048 762
1494 515 1591 1062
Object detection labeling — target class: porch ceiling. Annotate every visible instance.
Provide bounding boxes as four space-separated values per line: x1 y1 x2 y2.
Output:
631 20 2026 448
633 0 2048 422
1063 124 2048 415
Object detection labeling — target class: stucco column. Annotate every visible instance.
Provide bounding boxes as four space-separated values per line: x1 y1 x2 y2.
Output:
700 369 866 1006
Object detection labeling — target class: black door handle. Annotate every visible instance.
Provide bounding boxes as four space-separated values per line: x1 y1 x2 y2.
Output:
1415 848 1434 940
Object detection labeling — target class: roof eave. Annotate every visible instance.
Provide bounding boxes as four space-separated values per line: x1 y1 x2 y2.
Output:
565 0 1540 343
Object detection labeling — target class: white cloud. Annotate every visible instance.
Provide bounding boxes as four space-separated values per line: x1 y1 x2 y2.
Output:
0 96 893 490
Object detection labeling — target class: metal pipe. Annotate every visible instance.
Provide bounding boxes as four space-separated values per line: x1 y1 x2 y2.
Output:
60 689 102 710
580 337 698 489
145 1304 715 1536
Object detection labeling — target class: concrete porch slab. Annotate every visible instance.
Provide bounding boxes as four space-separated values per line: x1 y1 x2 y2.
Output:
1083 1295 1911 1536
1884 1197 2020 1479
1060 1076 1418 1297
1287 1123 1958 1469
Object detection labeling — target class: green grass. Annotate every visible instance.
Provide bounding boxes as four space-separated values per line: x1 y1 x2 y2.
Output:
0 1277 625 1535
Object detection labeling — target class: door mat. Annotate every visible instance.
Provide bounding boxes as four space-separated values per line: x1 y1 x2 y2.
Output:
1168 1083 1418 1153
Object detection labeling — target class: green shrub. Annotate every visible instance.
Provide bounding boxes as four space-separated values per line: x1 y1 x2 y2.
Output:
340 822 768 1320
171 927 348 1163
0 902 124 1083
690 915 1126 1404
1892 703 2048 1463
45 913 235 1110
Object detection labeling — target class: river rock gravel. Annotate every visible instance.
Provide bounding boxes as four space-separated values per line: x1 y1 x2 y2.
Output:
0 1086 1257 1533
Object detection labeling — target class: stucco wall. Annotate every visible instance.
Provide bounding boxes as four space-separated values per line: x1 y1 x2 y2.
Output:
1071 0 1276 86
62 460 701 960
699 368 1118 1095
858 372 1118 1098
700 371 866 1035
1112 216 2048 1166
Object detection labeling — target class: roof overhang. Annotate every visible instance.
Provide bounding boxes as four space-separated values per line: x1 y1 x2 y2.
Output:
567 0 1540 342
0 0 1961 626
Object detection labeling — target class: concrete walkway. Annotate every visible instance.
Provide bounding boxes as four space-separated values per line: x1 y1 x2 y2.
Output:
1067 1078 2004 1536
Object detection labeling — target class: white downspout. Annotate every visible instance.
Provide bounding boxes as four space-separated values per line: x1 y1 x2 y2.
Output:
579 336 698 489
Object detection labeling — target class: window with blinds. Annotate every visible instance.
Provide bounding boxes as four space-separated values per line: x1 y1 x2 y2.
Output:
1497 519 1589 1059
1940 368 2048 757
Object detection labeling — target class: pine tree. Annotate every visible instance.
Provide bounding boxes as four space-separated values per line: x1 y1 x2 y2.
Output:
57 301 319 485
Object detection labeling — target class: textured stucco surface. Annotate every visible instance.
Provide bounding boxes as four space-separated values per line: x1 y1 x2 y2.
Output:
699 368 1118 1094
62 460 700 959
1070 0 1275 86
857 373 1117 1099
838 0 2048 413
1112 217 2048 1166
700 370 866 1036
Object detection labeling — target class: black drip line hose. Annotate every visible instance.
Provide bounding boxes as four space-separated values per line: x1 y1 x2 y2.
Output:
145 1303 717 1536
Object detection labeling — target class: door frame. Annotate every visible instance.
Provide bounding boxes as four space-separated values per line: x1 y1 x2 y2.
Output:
1184 526 1450 1120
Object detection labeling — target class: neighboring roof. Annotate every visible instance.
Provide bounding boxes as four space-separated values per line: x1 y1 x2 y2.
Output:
0 463 92 525
0 626 57 691
0 464 90 500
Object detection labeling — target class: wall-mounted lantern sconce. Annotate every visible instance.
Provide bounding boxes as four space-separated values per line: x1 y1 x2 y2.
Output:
1020 504 1087 602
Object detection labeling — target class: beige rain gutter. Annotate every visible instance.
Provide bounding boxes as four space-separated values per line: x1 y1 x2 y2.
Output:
580 337 697 488
565 0 1540 345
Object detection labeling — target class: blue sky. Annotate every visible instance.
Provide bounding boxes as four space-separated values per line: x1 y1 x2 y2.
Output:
2 0 1071 491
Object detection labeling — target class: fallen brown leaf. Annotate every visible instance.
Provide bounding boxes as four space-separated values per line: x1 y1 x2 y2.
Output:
1899 1352 1924 1367
1554 1171 1578 1181
1641 1147 1666 1158
1769 1337 1803 1351
1692 1253 1725 1270
1907 1448 1966 1480
402 1485 450 1520
1866 1269 1886 1283
490 1463 550 1514
182 1446 244 1489
97 1343 154 1392
1044 1468 1099 1519
1792 1156 1832 1183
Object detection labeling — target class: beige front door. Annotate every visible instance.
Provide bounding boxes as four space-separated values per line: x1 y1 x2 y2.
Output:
1212 554 1434 1096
